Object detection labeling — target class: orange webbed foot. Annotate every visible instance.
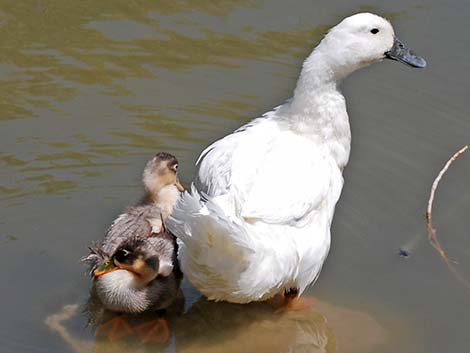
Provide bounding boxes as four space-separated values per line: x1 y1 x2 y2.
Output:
96 316 134 342
275 296 316 313
271 289 316 313
134 318 170 343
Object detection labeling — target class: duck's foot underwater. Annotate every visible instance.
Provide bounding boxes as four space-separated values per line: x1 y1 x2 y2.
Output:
96 315 134 342
134 318 170 343
271 288 316 313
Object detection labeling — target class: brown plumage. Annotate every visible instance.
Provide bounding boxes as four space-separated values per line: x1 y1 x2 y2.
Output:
81 152 184 314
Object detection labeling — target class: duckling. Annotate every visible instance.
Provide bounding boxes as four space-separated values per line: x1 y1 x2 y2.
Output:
93 236 181 314
141 152 184 218
82 152 184 341
83 152 183 280
81 152 184 341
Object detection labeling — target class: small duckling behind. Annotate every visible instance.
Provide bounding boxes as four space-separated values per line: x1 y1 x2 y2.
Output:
82 152 184 314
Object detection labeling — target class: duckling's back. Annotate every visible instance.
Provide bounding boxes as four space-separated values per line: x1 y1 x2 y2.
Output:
82 204 166 273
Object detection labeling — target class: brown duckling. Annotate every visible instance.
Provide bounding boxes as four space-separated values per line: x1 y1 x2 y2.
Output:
92 236 182 314
82 152 184 314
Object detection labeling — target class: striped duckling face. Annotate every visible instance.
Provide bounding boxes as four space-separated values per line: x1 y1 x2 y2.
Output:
93 239 172 285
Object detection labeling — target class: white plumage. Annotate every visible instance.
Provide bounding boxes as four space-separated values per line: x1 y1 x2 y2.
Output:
167 13 425 303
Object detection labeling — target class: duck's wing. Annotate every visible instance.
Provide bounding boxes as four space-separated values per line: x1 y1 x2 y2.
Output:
239 134 335 225
195 121 334 226
195 117 273 197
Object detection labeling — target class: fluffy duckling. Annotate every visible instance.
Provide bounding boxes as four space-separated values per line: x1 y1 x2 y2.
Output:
82 152 184 314
141 152 184 218
93 236 181 314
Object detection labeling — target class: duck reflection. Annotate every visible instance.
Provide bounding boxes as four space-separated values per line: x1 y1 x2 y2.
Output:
83 285 185 343
48 289 388 353
174 297 333 353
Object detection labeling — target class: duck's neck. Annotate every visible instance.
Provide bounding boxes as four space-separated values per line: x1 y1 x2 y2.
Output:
146 184 180 218
294 49 337 101
278 44 352 168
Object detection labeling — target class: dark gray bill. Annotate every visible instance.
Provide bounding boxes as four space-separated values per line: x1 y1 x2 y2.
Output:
385 37 426 68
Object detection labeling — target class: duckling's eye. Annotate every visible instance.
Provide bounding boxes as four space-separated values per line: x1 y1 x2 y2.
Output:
173 164 178 170
114 248 132 262
370 28 379 34
116 249 129 257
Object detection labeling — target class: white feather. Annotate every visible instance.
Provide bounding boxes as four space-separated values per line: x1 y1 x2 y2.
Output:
167 13 414 303
94 270 149 313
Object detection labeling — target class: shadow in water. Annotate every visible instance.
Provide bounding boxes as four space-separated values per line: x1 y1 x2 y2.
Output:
173 298 334 353
46 289 386 353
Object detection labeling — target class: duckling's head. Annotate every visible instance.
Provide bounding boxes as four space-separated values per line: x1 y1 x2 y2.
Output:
93 238 173 286
142 152 184 203
308 13 425 79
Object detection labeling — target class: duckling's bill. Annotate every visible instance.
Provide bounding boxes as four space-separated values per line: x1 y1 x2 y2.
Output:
175 181 184 192
93 258 119 277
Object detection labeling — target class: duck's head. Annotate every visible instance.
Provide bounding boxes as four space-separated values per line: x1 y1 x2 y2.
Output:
93 239 173 286
310 13 426 79
143 152 184 202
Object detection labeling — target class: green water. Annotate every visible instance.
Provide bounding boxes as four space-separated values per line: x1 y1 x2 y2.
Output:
1 1 470 352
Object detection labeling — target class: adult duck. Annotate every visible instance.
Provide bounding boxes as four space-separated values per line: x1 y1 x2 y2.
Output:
168 13 426 307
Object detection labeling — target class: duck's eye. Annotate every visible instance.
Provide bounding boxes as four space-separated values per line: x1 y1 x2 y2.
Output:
172 164 178 171
370 28 379 34
116 249 129 257
114 248 131 262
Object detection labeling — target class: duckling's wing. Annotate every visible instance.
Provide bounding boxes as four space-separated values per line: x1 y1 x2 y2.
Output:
147 216 164 235
83 205 166 274
146 233 177 277
82 212 145 273
97 206 159 256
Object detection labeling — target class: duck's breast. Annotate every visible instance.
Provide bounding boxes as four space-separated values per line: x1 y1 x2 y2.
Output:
94 271 150 313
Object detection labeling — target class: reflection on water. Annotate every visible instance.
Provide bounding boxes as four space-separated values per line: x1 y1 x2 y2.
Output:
46 294 387 353
173 299 334 353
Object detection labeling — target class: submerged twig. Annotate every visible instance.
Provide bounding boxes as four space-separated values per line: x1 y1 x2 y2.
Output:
426 145 470 290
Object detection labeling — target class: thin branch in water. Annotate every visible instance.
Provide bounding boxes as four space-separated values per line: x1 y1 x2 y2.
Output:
426 145 470 290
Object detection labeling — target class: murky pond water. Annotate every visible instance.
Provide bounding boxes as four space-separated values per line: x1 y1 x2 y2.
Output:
1 1 470 352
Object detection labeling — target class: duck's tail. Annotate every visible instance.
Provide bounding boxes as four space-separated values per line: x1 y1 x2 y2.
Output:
167 185 261 302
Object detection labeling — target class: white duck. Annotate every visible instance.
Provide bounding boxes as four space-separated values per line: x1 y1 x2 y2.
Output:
168 13 425 306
